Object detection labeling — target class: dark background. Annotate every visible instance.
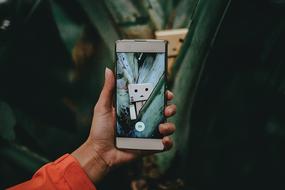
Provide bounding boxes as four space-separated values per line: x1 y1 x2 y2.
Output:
1 0 285 189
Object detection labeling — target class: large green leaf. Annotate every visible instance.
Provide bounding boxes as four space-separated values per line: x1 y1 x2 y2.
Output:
76 0 119 55
0 101 16 141
172 0 198 29
140 0 165 30
156 0 232 173
50 0 83 53
104 0 153 38
0 142 48 173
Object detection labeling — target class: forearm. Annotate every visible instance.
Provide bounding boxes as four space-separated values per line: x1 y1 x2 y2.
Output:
71 139 110 183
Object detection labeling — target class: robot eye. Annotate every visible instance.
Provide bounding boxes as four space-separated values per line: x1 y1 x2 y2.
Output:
134 89 138 93
145 88 148 91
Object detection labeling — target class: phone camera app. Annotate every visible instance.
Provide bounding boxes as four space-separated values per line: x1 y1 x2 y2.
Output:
135 121 145 132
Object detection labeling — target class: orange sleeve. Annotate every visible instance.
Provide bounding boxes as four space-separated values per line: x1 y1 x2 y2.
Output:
8 154 96 190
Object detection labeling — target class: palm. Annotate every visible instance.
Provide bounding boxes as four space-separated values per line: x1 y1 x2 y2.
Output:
90 106 137 166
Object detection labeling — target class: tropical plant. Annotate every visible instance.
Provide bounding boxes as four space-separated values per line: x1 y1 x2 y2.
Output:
1 0 285 189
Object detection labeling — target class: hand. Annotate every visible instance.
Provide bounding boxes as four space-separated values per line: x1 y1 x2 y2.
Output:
72 68 176 183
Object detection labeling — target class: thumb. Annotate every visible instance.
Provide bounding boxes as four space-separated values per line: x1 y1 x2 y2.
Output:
96 67 115 112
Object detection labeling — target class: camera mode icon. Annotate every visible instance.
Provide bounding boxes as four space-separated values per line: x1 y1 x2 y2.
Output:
135 121 145 132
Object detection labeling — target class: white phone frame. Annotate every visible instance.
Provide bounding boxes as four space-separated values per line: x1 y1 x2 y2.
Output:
115 39 167 150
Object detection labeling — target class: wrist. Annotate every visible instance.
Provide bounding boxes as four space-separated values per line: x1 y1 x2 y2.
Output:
71 139 110 183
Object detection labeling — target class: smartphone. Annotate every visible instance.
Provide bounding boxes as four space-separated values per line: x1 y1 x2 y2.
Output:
115 39 167 150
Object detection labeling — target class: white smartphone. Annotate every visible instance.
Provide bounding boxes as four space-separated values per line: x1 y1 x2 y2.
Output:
115 39 167 150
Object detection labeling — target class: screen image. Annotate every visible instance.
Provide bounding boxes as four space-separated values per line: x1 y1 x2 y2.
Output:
116 52 165 138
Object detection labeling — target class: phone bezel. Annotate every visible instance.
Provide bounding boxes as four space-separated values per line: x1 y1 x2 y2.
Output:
115 39 167 150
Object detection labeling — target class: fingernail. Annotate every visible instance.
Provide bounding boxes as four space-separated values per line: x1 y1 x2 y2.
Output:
105 67 111 78
168 108 172 114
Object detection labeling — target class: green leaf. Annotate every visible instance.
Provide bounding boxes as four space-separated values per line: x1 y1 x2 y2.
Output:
172 0 198 29
156 0 232 172
141 0 165 30
76 0 119 55
104 0 144 24
50 0 84 53
0 101 16 141
104 0 153 38
0 142 49 173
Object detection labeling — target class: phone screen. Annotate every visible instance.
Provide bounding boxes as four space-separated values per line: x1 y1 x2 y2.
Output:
116 51 166 138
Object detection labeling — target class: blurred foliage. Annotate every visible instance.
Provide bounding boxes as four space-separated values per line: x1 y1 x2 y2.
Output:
0 101 16 141
1 0 285 189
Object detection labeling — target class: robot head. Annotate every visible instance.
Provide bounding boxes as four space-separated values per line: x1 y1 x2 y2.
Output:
128 83 154 103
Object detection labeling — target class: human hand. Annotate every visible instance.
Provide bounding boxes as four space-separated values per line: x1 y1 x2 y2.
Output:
72 68 176 183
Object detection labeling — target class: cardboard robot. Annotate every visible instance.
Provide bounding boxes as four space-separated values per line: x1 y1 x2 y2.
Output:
128 83 154 120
